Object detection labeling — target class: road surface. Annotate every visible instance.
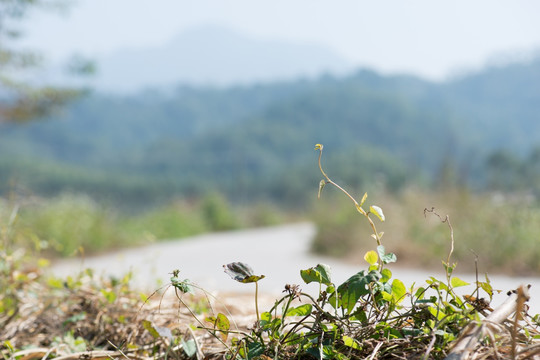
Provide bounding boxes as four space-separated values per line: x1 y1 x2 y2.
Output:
50 222 539 313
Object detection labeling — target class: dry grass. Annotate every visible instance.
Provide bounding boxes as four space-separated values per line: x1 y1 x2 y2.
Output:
2 268 540 360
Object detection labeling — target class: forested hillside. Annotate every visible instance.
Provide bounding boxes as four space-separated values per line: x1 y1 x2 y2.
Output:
1 58 539 208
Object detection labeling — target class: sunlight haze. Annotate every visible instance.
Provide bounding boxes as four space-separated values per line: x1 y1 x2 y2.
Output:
21 0 540 82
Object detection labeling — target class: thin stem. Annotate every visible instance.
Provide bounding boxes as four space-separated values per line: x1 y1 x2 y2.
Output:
255 281 260 323
317 146 382 247
175 288 231 351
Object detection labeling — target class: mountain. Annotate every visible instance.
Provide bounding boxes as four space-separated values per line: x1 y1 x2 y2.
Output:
1 57 539 207
58 26 353 94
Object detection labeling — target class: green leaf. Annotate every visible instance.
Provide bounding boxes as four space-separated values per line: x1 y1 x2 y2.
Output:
216 313 230 332
382 252 397 264
428 306 446 321
247 342 265 358
286 304 313 316
300 263 332 285
364 250 378 265
337 271 381 314
241 275 265 283
377 245 397 264
223 262 265 283
100 289 116 304
391 279 407 303
171 277 193 293
206 313 231 340
47 277 64 289
360 192 368 207
142 320 161 339
342 335 361 349
3 340 14 352
381 268 392 283
450 277 470 288
370 205 385 221
260 312 272 323
377 245 386 259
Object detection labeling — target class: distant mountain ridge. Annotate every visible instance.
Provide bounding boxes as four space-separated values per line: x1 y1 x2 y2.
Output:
1 57 539 206
68 26 354 93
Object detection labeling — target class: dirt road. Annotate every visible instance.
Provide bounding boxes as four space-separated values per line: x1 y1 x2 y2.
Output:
50 222 539 313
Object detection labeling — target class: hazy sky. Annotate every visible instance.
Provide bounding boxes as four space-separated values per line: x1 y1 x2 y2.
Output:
21 0 540 81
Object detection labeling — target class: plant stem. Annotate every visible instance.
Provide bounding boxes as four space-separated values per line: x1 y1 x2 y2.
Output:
175 288 231 351
255 281 260 323
317 146 382 247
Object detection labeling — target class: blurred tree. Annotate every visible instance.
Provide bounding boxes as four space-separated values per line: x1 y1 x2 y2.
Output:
485 149 523 191
0 0 93 123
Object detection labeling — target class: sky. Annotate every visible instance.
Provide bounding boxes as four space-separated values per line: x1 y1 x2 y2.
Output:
20 0 540 81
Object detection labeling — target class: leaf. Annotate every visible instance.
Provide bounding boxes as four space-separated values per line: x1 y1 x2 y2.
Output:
314 143 323 150
47 277 64 289
300 264 332 285
318 179 326 199
286 304 313 316
360 192 368 207
381 268 392 283
100 289 116 304
215 313 230 332
450 277 470 288
391 279 407 303
370 205 385 221
377 245 386 259
154 326 173 341
247 342 265 358
206 313 231 341
364 250 378 266
38 258 50 268
377 245 397 264
181 339 197 357
242 275 265 283
142 320 161 339
382 253 397 264
223 262 265 283
170 277 193 293
337 270 381 314
342 335 361 349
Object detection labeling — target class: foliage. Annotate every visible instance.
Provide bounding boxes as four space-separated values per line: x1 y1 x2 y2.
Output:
201 192 241 231
312 188 540 275
2 193 260 258
2 57 540 204
0 0 92 123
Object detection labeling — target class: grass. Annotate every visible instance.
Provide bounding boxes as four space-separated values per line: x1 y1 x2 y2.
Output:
4 184 539 275
2 192 284 258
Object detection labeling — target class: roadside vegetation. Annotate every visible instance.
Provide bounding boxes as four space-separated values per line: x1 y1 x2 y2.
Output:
3 184 539 276
0 192 283 258
312 187 540 276
1 144 539 359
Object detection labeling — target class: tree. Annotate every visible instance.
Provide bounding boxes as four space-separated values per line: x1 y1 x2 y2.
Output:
0 0 91 123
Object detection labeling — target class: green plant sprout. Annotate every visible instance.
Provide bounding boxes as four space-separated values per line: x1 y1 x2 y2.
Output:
223 262 265 323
